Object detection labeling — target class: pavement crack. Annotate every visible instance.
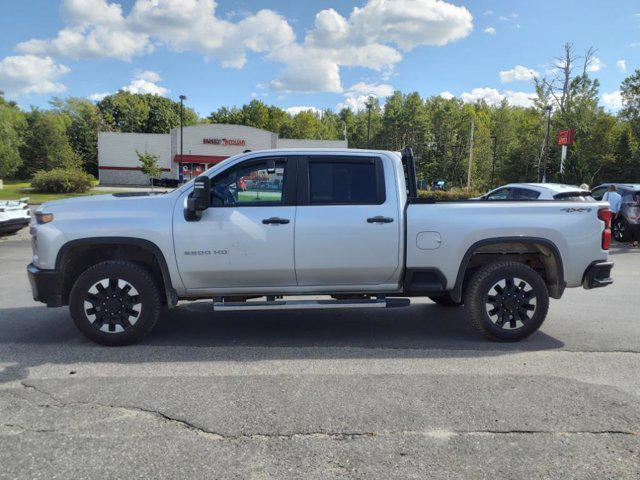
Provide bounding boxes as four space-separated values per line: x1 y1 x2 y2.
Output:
16 381 639 441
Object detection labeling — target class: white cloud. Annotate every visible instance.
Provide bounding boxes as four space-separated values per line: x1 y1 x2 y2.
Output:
122 70 169 95
336 82 394 111
461 87 504 106
344 82 394 97
285 106 322 115
89 92 110 101
459 87 535 107
499 65 539 83
439 91 455 100
504 90 536 108
602 91 623 111
587 56 605 73
269 0 473 93
0 55 69 97
483 27 496 35
14 0 474 95
617 59 627 72
483 10 493 16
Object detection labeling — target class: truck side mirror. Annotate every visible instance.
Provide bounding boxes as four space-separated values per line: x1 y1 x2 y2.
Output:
184 176 212 221
266 159 276 174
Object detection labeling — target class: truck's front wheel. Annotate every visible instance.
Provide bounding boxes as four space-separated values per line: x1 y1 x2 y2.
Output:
464 262 549 341
69 260 162 346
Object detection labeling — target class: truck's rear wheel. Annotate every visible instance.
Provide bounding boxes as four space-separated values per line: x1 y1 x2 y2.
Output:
69 260 162 346
429 293 462 307
464 261 549 341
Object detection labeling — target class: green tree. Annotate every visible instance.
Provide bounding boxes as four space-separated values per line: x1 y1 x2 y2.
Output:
98 92 198 134
51 97 105 175
0 97 27 179
621 69 640 141
19 109 81 178
136 150 161 191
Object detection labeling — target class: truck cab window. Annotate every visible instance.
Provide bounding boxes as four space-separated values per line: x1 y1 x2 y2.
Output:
212 161 285 206
309 162 379 205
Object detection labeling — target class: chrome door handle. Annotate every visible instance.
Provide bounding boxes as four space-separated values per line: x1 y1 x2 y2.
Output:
262 217 290 225
367 216 394 224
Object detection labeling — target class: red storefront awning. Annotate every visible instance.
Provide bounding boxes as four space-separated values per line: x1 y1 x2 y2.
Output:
173 154 229 164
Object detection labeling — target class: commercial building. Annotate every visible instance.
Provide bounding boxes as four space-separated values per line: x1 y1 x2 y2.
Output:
98 124 348 186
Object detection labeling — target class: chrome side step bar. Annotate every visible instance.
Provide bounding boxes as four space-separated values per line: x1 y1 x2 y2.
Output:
213 298 410 311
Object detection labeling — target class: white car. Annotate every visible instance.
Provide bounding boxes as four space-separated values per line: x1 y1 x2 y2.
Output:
478 183 591 201
0 198 30 234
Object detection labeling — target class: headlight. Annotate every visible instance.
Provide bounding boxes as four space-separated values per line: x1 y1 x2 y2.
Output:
35 212 54 224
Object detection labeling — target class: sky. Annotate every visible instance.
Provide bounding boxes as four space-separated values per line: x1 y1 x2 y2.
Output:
0 0 638 117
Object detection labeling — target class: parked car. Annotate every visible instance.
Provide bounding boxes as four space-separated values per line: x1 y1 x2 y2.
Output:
27 148 613 346
0 198 30 234
478 183 591 201
590 183 640 242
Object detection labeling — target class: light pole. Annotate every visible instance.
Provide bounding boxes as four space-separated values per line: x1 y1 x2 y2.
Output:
490 134 498 186
179 95 186 182
541 105 552 183
365 96 375 149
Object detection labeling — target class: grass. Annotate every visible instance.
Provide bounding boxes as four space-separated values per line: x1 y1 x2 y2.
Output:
0 180 138 204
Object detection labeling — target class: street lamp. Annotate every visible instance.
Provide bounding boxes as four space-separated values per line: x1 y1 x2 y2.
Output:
540 105 552 183
179 95 187 182
365 96 375 149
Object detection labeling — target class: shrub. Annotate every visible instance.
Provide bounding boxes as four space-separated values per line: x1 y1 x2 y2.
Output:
418 187 484 201
31 168 95 193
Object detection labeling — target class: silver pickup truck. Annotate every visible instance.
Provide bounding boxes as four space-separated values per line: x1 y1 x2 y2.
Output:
27 148 613 345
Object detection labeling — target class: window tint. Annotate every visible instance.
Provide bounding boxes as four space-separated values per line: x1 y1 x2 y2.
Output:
309 162 379 204
485 188 510 200
510 188 540 200
212 160 285 206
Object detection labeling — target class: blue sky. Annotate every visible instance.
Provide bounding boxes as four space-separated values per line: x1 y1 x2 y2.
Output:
0 0 638 116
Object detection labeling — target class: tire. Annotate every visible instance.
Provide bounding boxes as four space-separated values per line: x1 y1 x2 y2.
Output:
463 261 549 342
612 217 631 243
429 293 462 307
69 260 162 346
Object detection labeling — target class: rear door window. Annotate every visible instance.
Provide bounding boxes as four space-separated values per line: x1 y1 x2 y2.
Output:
509 188 540 200
307 159 384 205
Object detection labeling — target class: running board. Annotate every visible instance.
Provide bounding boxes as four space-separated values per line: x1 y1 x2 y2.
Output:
213 298 410 311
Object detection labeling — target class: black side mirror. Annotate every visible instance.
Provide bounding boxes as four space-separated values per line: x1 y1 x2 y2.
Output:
184 176 212 221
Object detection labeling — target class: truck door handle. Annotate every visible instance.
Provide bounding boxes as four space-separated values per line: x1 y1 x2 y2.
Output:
262 217 290 225
367 216 394 224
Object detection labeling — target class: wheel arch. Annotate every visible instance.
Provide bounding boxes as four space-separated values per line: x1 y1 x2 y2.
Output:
56 237 178 307
451 237 565 303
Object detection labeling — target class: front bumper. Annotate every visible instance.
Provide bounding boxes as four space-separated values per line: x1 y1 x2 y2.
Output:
27 263 63 307
582 261 614 289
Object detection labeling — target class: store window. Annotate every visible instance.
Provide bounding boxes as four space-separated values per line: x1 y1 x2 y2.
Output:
212 160 286 206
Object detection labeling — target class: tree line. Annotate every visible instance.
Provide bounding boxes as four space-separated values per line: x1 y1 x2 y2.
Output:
2 49 640 190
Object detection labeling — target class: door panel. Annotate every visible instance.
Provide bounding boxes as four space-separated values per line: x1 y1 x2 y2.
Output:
294 156 400 286
173 157 297 290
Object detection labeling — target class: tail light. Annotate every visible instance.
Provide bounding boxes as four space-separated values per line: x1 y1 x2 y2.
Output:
598 207 611 250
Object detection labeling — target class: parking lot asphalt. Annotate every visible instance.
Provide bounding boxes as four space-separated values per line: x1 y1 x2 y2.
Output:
0 228 638 479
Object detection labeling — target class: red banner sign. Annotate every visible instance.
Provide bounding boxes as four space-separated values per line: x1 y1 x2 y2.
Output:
557 129 575 146
203 138 246 146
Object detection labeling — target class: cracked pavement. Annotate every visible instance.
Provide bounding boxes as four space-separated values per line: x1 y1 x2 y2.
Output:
1 230 639 479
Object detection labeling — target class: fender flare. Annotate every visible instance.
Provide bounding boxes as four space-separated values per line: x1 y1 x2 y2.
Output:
56 237 178 306
451 236 565 303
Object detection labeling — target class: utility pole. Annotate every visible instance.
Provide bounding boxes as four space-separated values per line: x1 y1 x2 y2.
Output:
541 105 552 183
466 119 475 191
179 95 186 182
365 96 375 149
490 134 498 186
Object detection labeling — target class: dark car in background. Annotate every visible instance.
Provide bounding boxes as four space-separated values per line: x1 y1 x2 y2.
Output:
591 183 640 242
